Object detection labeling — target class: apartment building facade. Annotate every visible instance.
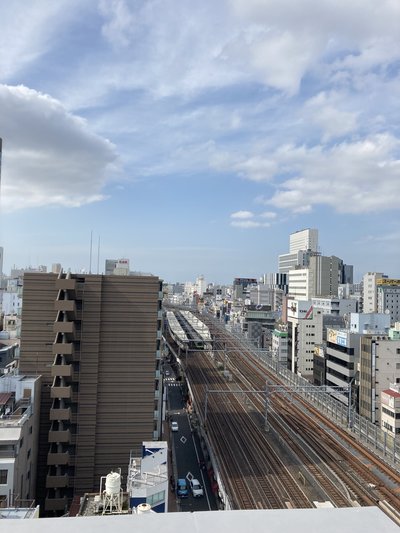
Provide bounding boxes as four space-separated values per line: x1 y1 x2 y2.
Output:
19 272 163 515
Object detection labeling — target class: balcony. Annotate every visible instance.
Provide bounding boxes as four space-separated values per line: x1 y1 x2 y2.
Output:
45 497 68 512
54 299 76 314
51 364 72 378
53 322 76 336
52 343 74 356
48 429 71 443
47 452 69 466
55 278 76 292
49 407 71 421
326 360 353 377
50 385 72 399
46 474 69 489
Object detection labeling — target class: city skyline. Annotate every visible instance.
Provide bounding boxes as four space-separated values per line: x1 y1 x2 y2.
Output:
1 1 400 283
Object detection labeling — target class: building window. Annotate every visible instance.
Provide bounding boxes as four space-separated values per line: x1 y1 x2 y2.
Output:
0 470 8 484
147 490 165 506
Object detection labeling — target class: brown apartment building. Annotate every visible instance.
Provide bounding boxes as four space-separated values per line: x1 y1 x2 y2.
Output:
19 272 163 515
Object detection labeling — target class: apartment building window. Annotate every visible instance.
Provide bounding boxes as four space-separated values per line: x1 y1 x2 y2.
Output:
0 470 8 484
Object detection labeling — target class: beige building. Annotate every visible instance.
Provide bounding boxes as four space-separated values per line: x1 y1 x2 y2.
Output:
359 334 400 424
288 255 342 300
19 272 163 515
287 300 323 378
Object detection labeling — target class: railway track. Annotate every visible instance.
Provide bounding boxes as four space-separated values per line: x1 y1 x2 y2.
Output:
180 314 400 518
188 351 311 509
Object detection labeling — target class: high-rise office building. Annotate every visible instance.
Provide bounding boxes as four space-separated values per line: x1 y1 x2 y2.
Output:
289 228 318 254
288 255 342 299
278 228 318 274
362 272 387 313
19 272 163 514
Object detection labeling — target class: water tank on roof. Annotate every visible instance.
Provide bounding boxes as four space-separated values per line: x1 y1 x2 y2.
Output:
137 503 152 514
105 472 121 495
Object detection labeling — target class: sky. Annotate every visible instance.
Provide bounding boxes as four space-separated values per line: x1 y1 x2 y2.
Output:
0 0 399 284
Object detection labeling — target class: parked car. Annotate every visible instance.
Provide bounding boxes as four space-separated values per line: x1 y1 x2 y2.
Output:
171 421 179 432
177 478 189 498
189 478 204 497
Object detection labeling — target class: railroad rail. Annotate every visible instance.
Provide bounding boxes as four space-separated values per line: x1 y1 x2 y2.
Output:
174 312 400 522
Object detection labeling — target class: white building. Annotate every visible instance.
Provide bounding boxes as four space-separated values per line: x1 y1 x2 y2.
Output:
127 441 168 512
381 384 400 435
272 326 289 365
290 228 318 253
195 275 207 296
311 297 357 316
349 313 390 334
288 269 311 299
278 228 318 274
0 374 41 506
287 300 323 378
1 292 22 316
249 284 274 307
377 279 400 324
362 272 387 313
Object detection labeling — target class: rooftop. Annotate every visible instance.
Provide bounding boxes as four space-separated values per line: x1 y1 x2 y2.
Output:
3 507 399 533
383 389 400 399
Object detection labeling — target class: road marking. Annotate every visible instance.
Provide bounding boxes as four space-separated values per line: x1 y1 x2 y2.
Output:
191 430 212 511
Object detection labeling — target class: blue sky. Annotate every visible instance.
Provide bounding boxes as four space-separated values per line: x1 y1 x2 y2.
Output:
1 0 399 284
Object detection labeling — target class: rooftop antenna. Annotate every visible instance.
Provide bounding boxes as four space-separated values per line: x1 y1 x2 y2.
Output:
89 230 93 274
97 236 100 275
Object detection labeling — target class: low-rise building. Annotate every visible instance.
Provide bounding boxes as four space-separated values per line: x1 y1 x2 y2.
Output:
311 297 357 316
127 441 168 512
377 279 400 324
381 384 400 435
272 326 288 366
325 329 360 405
359 334 400 424
0 374 41 506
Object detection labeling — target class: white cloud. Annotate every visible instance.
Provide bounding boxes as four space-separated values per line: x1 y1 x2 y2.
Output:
234 156 278 182
231 220 270 228
230 210 254 219
230 0 400 94
0 85 117 211
304 91 359 141
0 0 82 82
260 211 277 219
99 0 137 49
261 134 400 214
230 211 273 228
